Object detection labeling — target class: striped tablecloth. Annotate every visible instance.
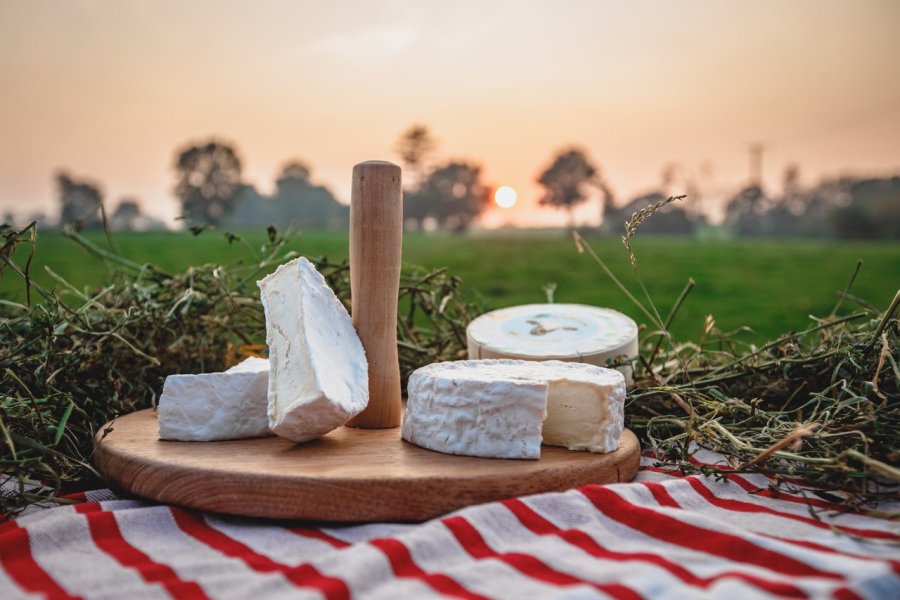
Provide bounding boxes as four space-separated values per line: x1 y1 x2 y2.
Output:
2 449 898 599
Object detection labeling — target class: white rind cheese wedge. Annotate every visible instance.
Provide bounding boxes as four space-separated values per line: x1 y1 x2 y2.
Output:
158 357 271 441
258 257 368 443
402 359 625 459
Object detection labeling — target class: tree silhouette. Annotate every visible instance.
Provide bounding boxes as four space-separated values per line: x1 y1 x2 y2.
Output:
111 199 142 231
832 177 900 239
218 160 349 230
272 161 348 229
225 185 276 228
174 140 243 225
830 204 878 239
724 185 769 236
279 161 311 182
537 148 598 228
56 171 103 229
394 124 437 190
406 161 489 232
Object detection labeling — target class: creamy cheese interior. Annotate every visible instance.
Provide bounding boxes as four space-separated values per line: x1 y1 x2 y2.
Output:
262 263 319 428
542 380 615 452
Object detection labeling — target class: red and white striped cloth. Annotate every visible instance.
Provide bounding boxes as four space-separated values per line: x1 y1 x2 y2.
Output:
2 449 898 599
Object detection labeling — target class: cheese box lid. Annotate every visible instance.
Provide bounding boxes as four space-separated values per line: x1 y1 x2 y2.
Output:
466 303 638 360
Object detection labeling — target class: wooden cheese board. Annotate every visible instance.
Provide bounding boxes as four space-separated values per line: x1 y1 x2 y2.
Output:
93 161 640 522
94 409 640 522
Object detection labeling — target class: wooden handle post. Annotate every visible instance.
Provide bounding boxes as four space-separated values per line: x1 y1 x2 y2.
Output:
347 161 403 428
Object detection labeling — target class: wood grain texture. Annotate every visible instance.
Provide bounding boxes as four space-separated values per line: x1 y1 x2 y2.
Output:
347 160 403 428
94 409 640 522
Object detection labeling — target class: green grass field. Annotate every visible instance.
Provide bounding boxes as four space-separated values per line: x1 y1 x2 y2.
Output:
2 229 898 342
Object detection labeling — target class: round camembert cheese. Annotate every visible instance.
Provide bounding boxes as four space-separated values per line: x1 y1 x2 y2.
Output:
401 359 625 460
466 304 638 384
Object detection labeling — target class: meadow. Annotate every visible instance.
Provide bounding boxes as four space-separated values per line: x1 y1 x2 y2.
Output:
2 228 898 342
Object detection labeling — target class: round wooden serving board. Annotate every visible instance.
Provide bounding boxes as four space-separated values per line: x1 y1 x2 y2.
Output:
95 409 640 522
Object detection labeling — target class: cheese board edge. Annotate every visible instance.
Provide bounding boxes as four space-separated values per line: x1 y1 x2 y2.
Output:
94 408 640 522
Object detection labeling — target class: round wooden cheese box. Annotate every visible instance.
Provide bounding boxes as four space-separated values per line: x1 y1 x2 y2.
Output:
466 303 639 383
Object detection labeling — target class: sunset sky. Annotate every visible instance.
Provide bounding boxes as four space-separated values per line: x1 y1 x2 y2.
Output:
1 0 899 228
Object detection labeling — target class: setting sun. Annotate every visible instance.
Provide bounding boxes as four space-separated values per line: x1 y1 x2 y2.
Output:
494 186 517 209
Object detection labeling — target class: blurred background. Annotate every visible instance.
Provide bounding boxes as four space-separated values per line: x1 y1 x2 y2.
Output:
1 0 898 339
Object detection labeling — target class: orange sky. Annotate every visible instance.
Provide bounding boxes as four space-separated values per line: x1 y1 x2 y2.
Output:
1 0 899 228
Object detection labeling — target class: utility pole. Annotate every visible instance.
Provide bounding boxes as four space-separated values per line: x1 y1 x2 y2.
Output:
748 142 765 187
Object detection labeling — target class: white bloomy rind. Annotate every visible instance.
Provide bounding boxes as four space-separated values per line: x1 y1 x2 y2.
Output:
258 257 368 443
402 359 625 460
466 304 639 384
158 357 271 441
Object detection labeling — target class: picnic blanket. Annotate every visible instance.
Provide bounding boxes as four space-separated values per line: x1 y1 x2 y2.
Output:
2 449 898 599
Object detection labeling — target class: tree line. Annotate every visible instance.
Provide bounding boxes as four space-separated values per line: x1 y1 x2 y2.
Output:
35 126 900 239
48 141 349 233
722 175 900 240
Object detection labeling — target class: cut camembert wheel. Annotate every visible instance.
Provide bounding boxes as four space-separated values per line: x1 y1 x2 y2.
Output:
258 257 369 443
401 359 625 459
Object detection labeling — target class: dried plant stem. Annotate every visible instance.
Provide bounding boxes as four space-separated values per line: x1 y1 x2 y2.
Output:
621 196 693 383
830 259 863 317
871 288 900 345
707 312 866 376
870 332 890 400
647 278 695 368
62 226 157 275
842 450 900 482
740 423 821 470
572 231 656 325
